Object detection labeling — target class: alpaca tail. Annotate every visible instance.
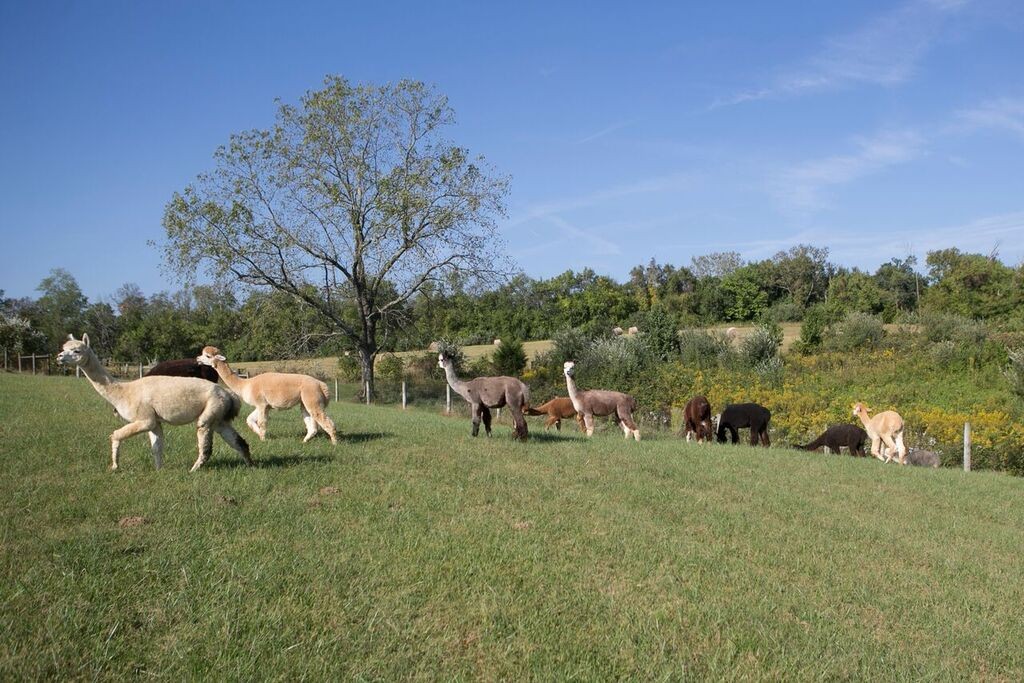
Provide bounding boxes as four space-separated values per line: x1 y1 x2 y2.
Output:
525 405 547 416
319 380 330 404
797 435 825 451
224 392 242 422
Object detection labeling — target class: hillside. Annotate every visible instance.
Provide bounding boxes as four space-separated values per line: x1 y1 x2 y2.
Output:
2 372 1023 678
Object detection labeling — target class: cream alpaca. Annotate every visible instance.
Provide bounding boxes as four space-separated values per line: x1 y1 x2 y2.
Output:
563 361 640 440
852 402 907 464
197 347 337 444
57 334 252 472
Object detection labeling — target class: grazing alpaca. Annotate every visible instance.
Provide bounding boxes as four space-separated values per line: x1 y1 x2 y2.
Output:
57 334 252 472
852 402 907 464
145 357 219 383
563 361 640 440
438 353 530 440
197 347 337 444
716 403 771 447
905 449 940 468
682 395 713 442
525 397 585 432
798 424 867 456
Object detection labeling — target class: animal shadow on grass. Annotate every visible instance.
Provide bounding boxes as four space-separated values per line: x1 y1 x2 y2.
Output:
204 432 391 469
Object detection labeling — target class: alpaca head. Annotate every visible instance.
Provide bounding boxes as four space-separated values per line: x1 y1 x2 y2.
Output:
563 361 576 378
56 333 91 366
196 346 226 366
437 353 451 370
852 402 868 418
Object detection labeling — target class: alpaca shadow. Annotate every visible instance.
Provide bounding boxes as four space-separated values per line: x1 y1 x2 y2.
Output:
337 431 391 444
525 431 585 444
205 454 336 470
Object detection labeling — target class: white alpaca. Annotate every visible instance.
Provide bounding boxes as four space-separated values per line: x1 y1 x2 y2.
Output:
197 347 338 444
57 334 252 472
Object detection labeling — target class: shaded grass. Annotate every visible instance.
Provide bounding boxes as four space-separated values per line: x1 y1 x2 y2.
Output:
1 372 1023 679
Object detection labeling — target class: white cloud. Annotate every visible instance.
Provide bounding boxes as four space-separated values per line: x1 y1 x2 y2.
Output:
771 130 926 212
954 98 1024 139
712 0 970 108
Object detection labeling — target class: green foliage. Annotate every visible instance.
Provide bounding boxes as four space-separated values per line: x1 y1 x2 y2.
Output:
922 248 1022 318
435 338 467 372
32 268 87 348
720 267 769 321
678 329 733 368
795 305 837 354
492 339 527 376
739 323 782 367
0 313 46 356
827 270 889 319
551 327 592 364
1005 348 1024 401
337 353 362 381
377 354 405 381
825 312 885 351
638 305 680 360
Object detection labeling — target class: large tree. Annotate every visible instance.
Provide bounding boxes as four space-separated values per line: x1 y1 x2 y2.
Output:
161 76 511 395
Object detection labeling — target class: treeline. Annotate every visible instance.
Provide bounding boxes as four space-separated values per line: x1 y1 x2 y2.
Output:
3 245 1023 362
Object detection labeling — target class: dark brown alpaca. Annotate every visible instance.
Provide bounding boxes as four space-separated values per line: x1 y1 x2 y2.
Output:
146 357 219 383
525 397 584 431
798 424 867 456
682 395 713 442
716 403 771 447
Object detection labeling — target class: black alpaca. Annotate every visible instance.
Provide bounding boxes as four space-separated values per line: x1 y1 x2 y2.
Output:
145 358 219 383
798 424 867 456
716 403 771 447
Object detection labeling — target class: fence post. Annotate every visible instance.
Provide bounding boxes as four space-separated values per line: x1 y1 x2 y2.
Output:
963 422 971 472
76 366 81 378
497 407 502 421
446 384 451 414
138 362 143 379
32 354 36 375
365 381 370 405
334 378 338 400
3 348 7 370
401 381 407 410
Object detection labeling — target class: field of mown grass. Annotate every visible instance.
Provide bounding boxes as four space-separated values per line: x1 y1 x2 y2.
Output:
2 371 1023 679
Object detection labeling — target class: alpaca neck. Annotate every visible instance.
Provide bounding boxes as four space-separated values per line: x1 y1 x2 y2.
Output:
854 409 871 430
210 359 248 394
77 350 121 404
565 373 584 412
442 363 471 400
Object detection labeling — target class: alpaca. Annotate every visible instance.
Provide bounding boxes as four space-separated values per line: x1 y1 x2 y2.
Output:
905 449 940 468
715 403 771 447
798 424 867 456
197 347 337 444
525 397 585 432
145 357 219 383
563 361 640 440
438 353 530 440
852 402 907 464
682 395 713 443
57 334 252 472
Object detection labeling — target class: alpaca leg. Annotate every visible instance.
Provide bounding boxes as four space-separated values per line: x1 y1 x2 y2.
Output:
216 423 253 466
880 434 898 464
148 425 165 470
894 431 907 464
870 436 884 461
190 426 214 472
245 409 263 440
109 420 154 471
749 427 760 447
471 404 482 437
761 428 770 447
509 405 528 441
584 413 595 437
300 406 318 443
729 426 739 444
576 414 586 432
255 408 269 441
312 407 338 445
481 406 493 437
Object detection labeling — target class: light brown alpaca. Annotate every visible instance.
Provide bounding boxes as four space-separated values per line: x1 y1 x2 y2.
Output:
438 353 530 440
563 361 640 440
197 347 337 444
525 397 585 432
57 334 252 472
852 402 907 464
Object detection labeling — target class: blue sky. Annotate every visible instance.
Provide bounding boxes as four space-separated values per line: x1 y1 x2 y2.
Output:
2 0 1023 301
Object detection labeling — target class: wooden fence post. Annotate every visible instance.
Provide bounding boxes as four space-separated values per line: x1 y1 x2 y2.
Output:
31 354 36 374
401 381 407 410
334 378 338 400
365 381 370 405
446 384 451 414
138 363 143 379
963 422 971 472
3 348 7 371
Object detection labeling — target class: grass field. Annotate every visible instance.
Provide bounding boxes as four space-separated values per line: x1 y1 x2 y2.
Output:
2 371 1023 679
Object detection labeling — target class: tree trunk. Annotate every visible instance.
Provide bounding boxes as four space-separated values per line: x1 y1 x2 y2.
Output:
358 345 376 401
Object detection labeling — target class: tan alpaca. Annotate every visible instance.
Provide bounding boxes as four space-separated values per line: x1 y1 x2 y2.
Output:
852 402 907 464
57 335 252 472
563 361 640 441
197 347 337 444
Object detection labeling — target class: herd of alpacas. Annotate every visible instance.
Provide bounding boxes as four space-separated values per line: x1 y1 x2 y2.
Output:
56 335 937 471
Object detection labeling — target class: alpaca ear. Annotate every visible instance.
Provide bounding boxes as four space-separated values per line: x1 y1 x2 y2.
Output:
67 333 76 341
82 333 90 347
215 354 226 361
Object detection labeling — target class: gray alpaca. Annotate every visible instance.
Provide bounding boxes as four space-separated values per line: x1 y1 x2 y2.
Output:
438 353 530 440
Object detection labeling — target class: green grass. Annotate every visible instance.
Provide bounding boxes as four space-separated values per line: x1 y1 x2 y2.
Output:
2 372 1023 679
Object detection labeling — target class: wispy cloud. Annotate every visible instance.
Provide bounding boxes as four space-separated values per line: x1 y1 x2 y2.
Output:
507 172 692 227
771 130 926 212
712 0 970 108
954 97 1024 139
576 120 635 145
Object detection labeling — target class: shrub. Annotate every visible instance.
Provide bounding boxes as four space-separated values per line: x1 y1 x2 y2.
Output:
337 352 362 381
795 305 836 354
1006 348 1024 401
740 323 782 367
678 329 733 368
492 339 527 376
826 312 885 351
377 354 405 381
765 299 804 323
639 305 680 360
920 312 987 346
551 327 591 365
580 336 651 391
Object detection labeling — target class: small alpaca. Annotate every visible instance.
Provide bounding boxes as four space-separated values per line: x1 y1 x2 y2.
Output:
438 353 530 439
905 449 940 468
716 403 771 447
798 424 868 456
525 397 585 432
146 357 219 383
57 334 252 471
852 402 907 464
682 395 713 443
563 361 640 440
197 347 337 444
